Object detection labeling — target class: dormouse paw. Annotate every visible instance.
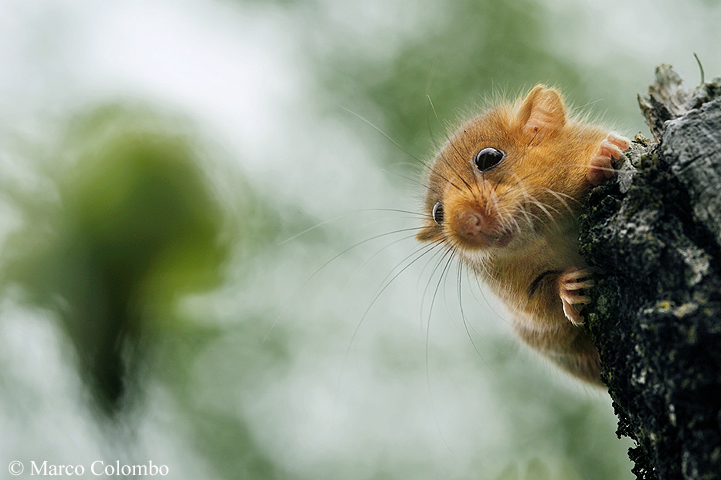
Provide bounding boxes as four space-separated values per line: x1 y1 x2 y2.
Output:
559 267 594 326
586 131 630 186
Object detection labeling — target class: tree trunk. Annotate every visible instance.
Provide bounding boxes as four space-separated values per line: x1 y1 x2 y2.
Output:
579 65 721 480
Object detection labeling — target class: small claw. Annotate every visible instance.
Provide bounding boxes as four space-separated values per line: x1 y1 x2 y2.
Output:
607 131 631 151
564 279 594 291
559 267 594 326
562 298 585 326
587 131 631 185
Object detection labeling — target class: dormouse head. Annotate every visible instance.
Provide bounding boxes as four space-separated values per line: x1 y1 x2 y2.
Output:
416 84 581 258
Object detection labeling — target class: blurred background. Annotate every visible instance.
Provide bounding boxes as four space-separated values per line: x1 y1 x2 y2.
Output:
0 0 719 478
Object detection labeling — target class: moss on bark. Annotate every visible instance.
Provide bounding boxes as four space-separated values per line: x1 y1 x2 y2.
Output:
579 65 721 480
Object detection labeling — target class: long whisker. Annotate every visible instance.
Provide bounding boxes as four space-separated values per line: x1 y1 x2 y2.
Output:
424 247 456 451
504 170 561 228
455 262 508 386
343 231 423 290
419 243 455 324
543 187 577 216
464 267 511 328
382 168 432 191
431 125 480 203
429 151 469 194
354 240 442 345
278 208 425 245
333 239 444 412
426 95 444 154
528 196 559 228
493 170 540 228
424 94 480 204
426 95 441 125
341 106 420 162
265 224 425 343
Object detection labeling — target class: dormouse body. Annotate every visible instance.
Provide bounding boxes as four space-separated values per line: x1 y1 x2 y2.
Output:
416 85 629 385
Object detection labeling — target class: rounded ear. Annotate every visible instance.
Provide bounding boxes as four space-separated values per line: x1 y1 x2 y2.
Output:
515 85 567 145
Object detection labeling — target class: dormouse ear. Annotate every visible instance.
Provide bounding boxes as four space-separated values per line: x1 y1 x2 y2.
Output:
515 85 567 145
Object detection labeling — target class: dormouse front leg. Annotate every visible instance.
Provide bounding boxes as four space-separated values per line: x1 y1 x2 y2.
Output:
561 132 630 324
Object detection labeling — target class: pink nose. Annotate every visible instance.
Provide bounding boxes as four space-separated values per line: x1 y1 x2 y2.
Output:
455 210 492 239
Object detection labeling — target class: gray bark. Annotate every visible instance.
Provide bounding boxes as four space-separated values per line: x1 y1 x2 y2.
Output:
579 65 721 480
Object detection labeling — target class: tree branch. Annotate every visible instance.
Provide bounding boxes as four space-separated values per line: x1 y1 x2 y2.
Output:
579 65 721 480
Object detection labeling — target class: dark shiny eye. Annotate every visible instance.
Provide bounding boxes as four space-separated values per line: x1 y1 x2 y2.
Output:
432 201 444 225
473 147 506 172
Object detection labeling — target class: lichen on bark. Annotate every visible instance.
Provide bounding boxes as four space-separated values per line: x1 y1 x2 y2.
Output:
579 65 721 480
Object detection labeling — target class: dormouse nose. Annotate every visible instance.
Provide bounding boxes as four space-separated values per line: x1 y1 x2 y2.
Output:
455 210 494 240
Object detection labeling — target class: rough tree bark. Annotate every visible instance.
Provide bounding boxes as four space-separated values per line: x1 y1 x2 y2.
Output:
579 65 721 480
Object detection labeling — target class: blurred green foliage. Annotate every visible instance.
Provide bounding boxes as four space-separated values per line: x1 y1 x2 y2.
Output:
154 321 296 479
0 104 276 416
318 0 585 167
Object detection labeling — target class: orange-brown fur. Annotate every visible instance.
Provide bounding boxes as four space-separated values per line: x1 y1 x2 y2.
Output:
416 85 626 385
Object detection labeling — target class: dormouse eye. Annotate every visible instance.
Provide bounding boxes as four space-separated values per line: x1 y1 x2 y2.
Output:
473 147 506 172
432 201 444 225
